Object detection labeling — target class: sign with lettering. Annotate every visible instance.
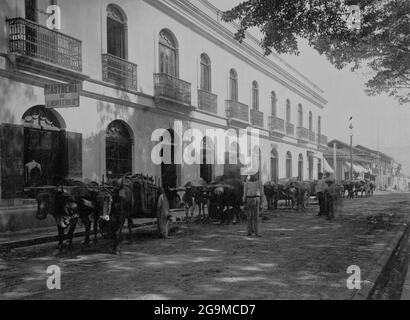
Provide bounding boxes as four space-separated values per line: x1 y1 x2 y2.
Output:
45 83 80 108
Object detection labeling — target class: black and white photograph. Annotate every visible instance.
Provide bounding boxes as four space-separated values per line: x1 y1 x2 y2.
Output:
0 0 410 304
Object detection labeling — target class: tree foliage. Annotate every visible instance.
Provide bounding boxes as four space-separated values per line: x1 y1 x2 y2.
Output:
222 0 410 104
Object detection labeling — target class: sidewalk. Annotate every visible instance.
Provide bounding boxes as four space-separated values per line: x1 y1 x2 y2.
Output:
0 209 187 251
401 241 410 300
401 268 410 300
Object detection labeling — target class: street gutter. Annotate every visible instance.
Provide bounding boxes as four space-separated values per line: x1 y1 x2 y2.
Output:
351 221 410 300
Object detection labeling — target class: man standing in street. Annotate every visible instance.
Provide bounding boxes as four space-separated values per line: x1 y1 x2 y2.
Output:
316 172 327 216
157 187 171 239
243 172 264 237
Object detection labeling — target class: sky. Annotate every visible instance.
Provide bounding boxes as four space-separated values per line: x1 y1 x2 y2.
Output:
209 0 410 175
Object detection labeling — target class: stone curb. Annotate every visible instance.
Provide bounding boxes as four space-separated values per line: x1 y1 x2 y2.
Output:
0 221 158 252
351 222 409 300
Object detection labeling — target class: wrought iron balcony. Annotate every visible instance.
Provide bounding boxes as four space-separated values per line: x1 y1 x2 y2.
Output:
198 89 218 114
102 54 138 91
318 134 328 146
297 127 309 141
309 130 316 143
226 100 249 123
286 123 295 136
250 109 264 128
269 116 285 134
7 17 82 72
154 73 192 106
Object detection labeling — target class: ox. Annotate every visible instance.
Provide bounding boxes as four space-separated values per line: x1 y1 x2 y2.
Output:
208 177 244 224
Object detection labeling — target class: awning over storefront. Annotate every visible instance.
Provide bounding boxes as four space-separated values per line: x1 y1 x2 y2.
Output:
344 162 369 174
323 158 334 174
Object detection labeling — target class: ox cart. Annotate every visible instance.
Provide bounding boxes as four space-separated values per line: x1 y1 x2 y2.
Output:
25 175 171 253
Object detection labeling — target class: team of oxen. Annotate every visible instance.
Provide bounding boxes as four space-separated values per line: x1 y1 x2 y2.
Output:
29 174 375 254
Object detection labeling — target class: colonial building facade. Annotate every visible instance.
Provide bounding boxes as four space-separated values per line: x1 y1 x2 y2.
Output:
0 0 328 200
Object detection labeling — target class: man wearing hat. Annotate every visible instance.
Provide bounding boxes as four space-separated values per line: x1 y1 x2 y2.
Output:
316 172 327 216
243 171 265 237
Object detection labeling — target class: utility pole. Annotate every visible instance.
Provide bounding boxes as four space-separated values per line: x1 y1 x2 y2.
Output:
349 122 354 181
333 142 337 181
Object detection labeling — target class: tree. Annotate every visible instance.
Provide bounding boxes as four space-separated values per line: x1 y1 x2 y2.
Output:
222 0 410 104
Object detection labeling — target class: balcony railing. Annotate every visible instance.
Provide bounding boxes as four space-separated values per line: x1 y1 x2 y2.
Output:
297 127 309 141
286 123 295 136
269 116 285 134
154 73 191 106
318 134 328 146
7 17 82 72
102 54 138 91
250 109 264 128
226 100 249 123
309 130 316 143
198 89 218 114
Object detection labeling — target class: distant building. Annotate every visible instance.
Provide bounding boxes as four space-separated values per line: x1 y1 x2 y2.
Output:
355 145 395 188
325 140 373 182
325 140 398 189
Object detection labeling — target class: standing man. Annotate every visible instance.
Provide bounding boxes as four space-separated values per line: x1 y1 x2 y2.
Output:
157 187 171 239
316 172 327 216
243 172 264 237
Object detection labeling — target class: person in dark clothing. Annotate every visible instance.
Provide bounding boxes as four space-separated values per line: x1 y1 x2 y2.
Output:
316 172 327 216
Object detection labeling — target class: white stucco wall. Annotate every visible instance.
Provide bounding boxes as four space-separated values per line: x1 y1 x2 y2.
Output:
0 0 327 187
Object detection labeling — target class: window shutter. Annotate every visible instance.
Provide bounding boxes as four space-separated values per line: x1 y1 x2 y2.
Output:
0 124 25 199
63 131 83 180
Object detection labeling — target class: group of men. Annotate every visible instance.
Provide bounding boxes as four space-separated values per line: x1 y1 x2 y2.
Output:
159 171 337 239
243 171 338 236
315 172 335 219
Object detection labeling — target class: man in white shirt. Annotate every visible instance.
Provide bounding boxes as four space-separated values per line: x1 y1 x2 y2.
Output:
243 172 265 237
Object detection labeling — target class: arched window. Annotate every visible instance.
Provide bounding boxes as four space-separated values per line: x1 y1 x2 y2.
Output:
309 112 313 131
224 142 240 178
271 148 279 183
159 29 179 77
286 152 293 178
252 81 259 111
21 106 68 190
200 137 214 184
106 120 133 179
298 104 303 127
161 129 181 193
271 91 277 117
107 4 127 59
251 146 262 176
286 99 291 124
229 69 238 101
308 154 314 180
298 154 304 181
318 116 322 135
22 105 64 131
200 54 211 92
317 159 322 178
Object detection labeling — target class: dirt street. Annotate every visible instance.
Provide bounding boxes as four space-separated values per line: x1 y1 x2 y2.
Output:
1 193 409 300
